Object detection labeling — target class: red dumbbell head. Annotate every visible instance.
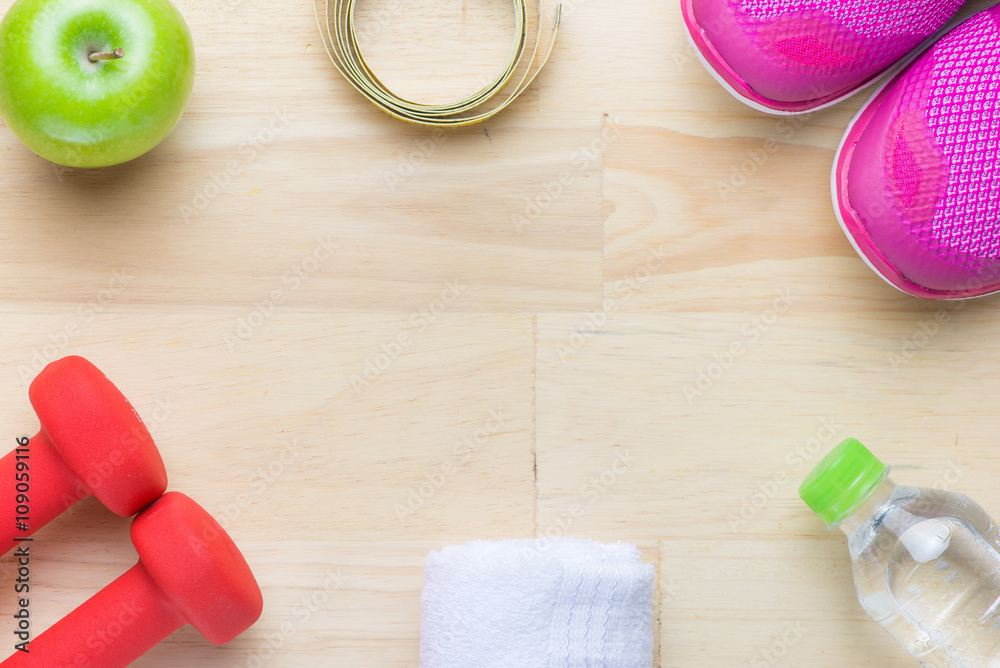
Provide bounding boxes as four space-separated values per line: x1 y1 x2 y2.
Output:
132 491 264 644
28 356 167 516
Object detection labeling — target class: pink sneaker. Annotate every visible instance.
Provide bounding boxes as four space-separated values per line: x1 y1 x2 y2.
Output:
835 6 1000 299
682 0 965 114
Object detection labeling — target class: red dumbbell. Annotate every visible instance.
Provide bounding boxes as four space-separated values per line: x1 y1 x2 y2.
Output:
2 491 264 666
0 356 167 555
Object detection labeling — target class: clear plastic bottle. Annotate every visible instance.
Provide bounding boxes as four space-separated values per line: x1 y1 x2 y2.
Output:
800 438 1000 667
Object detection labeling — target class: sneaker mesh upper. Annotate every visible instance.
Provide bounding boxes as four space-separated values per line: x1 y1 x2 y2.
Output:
889 10 1000 270
730 0 964 76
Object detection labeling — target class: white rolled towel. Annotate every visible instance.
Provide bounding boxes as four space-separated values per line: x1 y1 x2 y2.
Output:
420 538 655 668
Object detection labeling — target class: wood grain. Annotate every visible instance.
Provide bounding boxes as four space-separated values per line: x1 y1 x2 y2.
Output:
1 0 999 665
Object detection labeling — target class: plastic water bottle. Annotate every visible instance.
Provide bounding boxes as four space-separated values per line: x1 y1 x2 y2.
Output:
800 438 1000 667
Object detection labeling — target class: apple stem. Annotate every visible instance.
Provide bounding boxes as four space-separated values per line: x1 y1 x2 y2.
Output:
89 48 124 63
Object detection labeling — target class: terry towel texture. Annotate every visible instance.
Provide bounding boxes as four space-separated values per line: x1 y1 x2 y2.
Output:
420 538 655 668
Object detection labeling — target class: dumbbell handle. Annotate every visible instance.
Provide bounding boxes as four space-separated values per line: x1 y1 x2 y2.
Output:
1 562 184 667
0 433 87 556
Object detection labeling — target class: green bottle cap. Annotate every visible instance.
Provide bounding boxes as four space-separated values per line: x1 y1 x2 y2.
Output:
799 438 888 526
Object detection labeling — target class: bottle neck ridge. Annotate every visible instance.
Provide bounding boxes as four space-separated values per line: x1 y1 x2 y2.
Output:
836 475 895 535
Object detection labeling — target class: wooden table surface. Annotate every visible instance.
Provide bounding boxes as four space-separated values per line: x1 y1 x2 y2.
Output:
2 0 999 665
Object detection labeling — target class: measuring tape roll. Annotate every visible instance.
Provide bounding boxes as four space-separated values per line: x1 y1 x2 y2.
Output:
315 0 562 126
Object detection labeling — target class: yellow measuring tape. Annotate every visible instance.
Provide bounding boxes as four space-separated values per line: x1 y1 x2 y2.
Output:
315 0 562 126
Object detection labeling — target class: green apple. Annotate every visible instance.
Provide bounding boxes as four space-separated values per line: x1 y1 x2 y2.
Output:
0 0 194 168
